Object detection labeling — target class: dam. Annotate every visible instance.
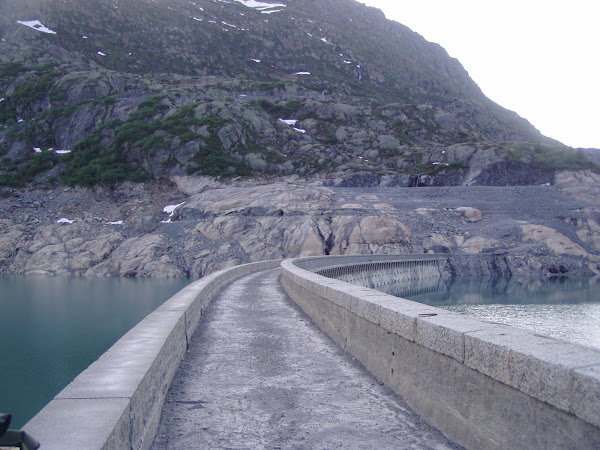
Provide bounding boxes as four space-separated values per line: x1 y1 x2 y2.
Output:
23 256 600 449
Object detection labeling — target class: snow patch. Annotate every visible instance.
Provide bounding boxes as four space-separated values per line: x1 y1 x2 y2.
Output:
57 218 74 224
251 58 261 63
163 202 185 215
279 118 298 126
0 98 4 102
17 20 56 34
222 21 238 28
293 72 310 75
54 149 71 155
33 147 42 153
293 128 306 134
233 0 286 14
161 201 185 223
108 220 124 225
97 51 106 56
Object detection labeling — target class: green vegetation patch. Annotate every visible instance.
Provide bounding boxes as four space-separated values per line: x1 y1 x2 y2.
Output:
129 95 170 121
12 71 61 109
187 148 251 178
60 96 253 184
0 151 60 187
0 101 17 125
0 62 27 81
532 145 597 172
504 143 599 173
60 132 148 186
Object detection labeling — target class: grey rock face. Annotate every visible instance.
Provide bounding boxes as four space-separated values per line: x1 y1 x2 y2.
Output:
0 173 599 278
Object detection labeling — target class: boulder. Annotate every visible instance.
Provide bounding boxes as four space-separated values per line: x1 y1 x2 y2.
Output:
455 207 483 223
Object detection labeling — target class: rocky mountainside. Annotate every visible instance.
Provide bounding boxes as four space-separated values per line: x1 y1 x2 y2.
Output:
2 173 600 278
1 0 600 280
0 0 596 188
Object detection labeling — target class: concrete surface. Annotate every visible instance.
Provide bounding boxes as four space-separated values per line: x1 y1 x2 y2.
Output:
281 257 600 449
23 260 281 450
152 268 459 449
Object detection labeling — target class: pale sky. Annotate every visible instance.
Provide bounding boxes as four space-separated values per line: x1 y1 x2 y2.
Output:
360 0 600 149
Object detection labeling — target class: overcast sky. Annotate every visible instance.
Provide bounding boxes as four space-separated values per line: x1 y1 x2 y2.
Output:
360 0 600 149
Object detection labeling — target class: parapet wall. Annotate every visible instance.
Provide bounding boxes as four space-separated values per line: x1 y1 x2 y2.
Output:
23 260 281 450
281 255 600 449
303 254 447 288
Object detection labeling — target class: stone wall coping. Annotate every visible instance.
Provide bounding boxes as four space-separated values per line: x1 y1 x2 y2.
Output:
282 257 600 430
23 260 282 450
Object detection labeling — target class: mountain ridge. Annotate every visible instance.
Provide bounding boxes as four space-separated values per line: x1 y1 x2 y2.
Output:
0 0 595 188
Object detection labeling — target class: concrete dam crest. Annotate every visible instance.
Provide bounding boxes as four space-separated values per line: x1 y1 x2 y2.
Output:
23 256 600 449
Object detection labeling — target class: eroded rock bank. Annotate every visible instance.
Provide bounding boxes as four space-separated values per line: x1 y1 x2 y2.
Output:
1 171 599 279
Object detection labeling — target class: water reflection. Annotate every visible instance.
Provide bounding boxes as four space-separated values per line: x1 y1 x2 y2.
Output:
380 276 600 349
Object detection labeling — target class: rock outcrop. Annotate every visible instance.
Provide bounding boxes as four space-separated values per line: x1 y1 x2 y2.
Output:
1 172 599 279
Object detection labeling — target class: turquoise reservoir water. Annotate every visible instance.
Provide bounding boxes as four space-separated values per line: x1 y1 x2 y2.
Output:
400 277 600 349
0 276 190 428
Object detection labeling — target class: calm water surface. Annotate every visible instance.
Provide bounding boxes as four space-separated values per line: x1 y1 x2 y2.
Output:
396 277 600 349
0 276 190 428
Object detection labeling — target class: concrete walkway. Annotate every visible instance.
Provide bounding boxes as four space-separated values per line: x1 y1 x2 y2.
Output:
152 269 460 449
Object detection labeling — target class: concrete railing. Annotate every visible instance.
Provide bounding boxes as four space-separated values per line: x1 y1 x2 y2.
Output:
23 260 281 450
281 256 600 449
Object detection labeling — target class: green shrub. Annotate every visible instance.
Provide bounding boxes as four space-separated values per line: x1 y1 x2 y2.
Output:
114 121 153 148
0 101 16 124
129 95 170 121
532 145 596 172
61 131 148 186
12 72 59 108
138 133 167 152
188 147 251 178
0 151 59 187
0 62 26 80
505 143 599 172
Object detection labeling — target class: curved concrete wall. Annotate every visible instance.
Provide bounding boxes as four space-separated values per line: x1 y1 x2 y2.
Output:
302 254 447 288
23 260 281 450
281 256 600 449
